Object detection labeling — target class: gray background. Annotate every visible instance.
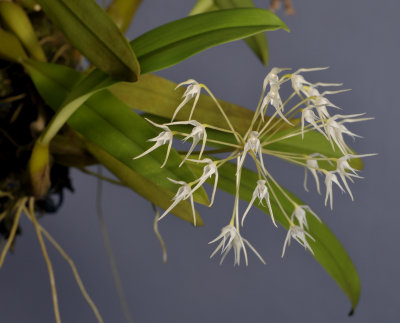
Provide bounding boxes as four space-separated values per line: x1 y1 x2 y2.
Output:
1 0 399 322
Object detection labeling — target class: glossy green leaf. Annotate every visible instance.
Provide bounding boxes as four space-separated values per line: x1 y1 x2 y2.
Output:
35 0 140 81
24 60 209 223
189 0 270 65
214 0 270 65
39 68 117 144
190 161 360 311
107 0 142 33
131 8 288 73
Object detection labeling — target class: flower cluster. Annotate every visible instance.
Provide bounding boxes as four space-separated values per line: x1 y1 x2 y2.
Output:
134 68 374 265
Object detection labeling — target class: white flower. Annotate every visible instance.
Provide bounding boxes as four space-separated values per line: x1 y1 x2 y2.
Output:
172 79 202 121
291 74 313 96
190 158 218 206
336 153 375 200
242 180 276 227
305 88 348 125
209 225 266 266
133 118 173 168
303 153 333 194
300 105 326 138
165 120 207 166
237 131 267 175
281 225 315 257
289 67 329 96
159 178 196 225
324 171 345 210
325 113 372 154
291 205 321 230
260 84 292 124
262 67 290 91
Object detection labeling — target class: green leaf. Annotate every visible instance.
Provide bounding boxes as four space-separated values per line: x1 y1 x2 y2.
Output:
24 60 209 223
190 161 360 311
131 8 288 73
35 0 140 81
214 0 270 65
107 0 142 33
189 1 270 65
38 68 118 145
0 2 46 62
0 28 28 63
241 29 269 65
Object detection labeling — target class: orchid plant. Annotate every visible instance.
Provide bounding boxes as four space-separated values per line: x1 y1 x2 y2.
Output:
0 0 372 322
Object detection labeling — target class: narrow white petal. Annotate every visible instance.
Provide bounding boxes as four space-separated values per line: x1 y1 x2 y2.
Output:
241 194 257 226
310 169 321 194
266 197 277 227
171 97 190 121
159 198 182 221
340 174 354 201
199 131 207 160
179 137 199 167
220 244 232 265
161 139 173 168
188 92 200 120
281 229 292 258
303 167 309 192
295 67 329 73
210 240 224 259
144 118 169 130
190 195 197 226
209 171 218 207
133 142 162 160
244 239 266 264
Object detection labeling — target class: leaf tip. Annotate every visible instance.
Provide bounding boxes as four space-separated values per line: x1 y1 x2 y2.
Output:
282 23 290 33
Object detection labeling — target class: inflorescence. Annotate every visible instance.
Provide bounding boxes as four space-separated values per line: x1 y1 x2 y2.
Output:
134 67 374 266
